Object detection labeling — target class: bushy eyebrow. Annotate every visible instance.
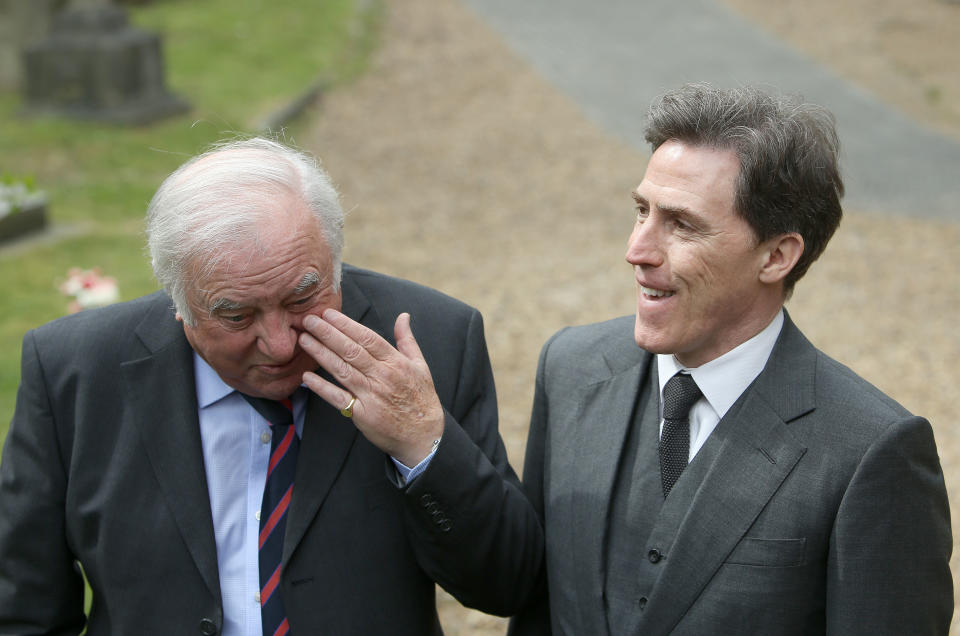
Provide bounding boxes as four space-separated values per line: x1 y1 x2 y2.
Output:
292 271 321 295
208 271 324 315
209 297 243 314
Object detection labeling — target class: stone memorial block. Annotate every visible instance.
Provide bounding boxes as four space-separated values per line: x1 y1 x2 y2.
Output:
21 1 189 124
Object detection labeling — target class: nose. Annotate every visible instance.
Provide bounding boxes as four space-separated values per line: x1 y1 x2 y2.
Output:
625 217 664 268
256 310 299 361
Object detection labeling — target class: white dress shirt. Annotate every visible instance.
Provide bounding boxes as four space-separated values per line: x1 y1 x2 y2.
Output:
656 309 784 463
193 355 434 636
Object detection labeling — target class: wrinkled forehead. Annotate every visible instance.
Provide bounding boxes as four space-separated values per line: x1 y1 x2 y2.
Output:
639 142 740 209
182 191 322 285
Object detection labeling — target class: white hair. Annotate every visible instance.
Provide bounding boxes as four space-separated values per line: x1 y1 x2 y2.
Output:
145 137 345 325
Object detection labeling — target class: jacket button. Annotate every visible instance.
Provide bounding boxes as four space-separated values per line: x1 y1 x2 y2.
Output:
638 596 648 610
198 618 218 635
647 548 662 563
437 518 453 533
420 494 434 507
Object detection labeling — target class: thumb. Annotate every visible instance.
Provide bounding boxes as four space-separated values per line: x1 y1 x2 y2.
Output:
394 313 426 361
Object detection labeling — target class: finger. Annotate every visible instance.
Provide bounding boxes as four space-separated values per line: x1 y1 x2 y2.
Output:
298 329 365 389
393 313 426 362
302 370 358 416
319 309 397 363
302 313 378 372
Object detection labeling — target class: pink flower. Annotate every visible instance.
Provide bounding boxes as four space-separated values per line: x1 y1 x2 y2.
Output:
59 267 119 313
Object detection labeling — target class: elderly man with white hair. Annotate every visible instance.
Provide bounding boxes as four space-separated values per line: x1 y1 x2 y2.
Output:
0 138 543 636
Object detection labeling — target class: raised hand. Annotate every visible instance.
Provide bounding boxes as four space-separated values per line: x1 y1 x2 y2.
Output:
299 309 445 467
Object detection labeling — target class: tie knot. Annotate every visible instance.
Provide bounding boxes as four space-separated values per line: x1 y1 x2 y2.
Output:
662 372 702 421
239 392 295 427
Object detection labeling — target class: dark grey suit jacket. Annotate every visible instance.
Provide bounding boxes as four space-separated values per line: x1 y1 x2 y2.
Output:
511 313 952 635
0 265 543 635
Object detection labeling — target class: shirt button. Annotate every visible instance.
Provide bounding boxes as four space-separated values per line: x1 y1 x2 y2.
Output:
255 591 261 604
261 431 271 444
648 548 663 563
255 510 261 521
638 596 648 610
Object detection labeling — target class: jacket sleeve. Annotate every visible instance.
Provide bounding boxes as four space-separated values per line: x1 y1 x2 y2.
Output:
0 331 86 635
400 308 545 616
825 415 953 635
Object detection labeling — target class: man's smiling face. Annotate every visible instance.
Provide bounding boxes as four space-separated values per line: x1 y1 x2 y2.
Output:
626 140 776 368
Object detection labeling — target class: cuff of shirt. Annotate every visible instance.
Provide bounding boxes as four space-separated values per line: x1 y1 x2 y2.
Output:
390 441 440 485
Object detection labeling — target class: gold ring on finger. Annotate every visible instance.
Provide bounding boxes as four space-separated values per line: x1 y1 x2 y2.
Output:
340 396 356 418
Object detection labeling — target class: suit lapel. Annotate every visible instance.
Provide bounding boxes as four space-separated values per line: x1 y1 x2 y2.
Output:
283 391 358 562
121 295 221 601
638 314 816 634
568 350 652 632
283 272 372 561
120 276 383 593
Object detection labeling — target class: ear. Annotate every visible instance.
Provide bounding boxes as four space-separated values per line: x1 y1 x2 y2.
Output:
758 232 804 285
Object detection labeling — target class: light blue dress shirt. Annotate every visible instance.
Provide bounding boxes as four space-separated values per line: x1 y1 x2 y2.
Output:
193 354 435 636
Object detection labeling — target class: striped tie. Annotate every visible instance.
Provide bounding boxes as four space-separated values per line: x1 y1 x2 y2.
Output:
241 392 299 636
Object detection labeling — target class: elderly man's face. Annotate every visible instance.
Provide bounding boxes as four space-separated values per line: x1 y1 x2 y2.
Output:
181 196 342 400
626 140 775 367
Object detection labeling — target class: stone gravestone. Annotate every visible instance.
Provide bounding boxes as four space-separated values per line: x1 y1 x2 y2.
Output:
21 0 189 124
0 0 65 92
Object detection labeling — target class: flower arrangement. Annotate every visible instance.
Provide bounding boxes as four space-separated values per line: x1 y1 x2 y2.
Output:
59 267 120 313
0 175 46 220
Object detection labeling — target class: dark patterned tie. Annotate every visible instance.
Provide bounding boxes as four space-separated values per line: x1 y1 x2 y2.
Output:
240 393 299 636
659 372 702 498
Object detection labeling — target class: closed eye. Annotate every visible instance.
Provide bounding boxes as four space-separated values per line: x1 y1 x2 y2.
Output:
287 290 320 311
217 312 253 330
659 206 705 235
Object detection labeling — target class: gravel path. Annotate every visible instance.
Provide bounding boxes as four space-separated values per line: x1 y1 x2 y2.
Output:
302 0 960 632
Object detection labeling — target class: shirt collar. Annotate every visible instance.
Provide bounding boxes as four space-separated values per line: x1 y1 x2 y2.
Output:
193 353 235 409
657 309 784 419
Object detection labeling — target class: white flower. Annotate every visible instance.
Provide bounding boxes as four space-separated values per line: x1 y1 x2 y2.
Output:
59 268 120 312
0 180 46 218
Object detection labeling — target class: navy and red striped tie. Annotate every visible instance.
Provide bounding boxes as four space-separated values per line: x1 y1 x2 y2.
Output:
241 393 299 636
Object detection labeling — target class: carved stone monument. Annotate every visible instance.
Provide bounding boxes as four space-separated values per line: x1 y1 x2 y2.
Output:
21 0 189 124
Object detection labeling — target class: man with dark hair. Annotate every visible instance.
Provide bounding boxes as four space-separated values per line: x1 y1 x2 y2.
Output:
0 138 543 635
510 84 952 635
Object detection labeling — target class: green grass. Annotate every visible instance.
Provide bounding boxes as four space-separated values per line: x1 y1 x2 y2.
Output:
0 0 382 443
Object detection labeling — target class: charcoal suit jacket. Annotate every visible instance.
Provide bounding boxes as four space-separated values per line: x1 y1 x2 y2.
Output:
0 264 543 635
510 312 952 635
